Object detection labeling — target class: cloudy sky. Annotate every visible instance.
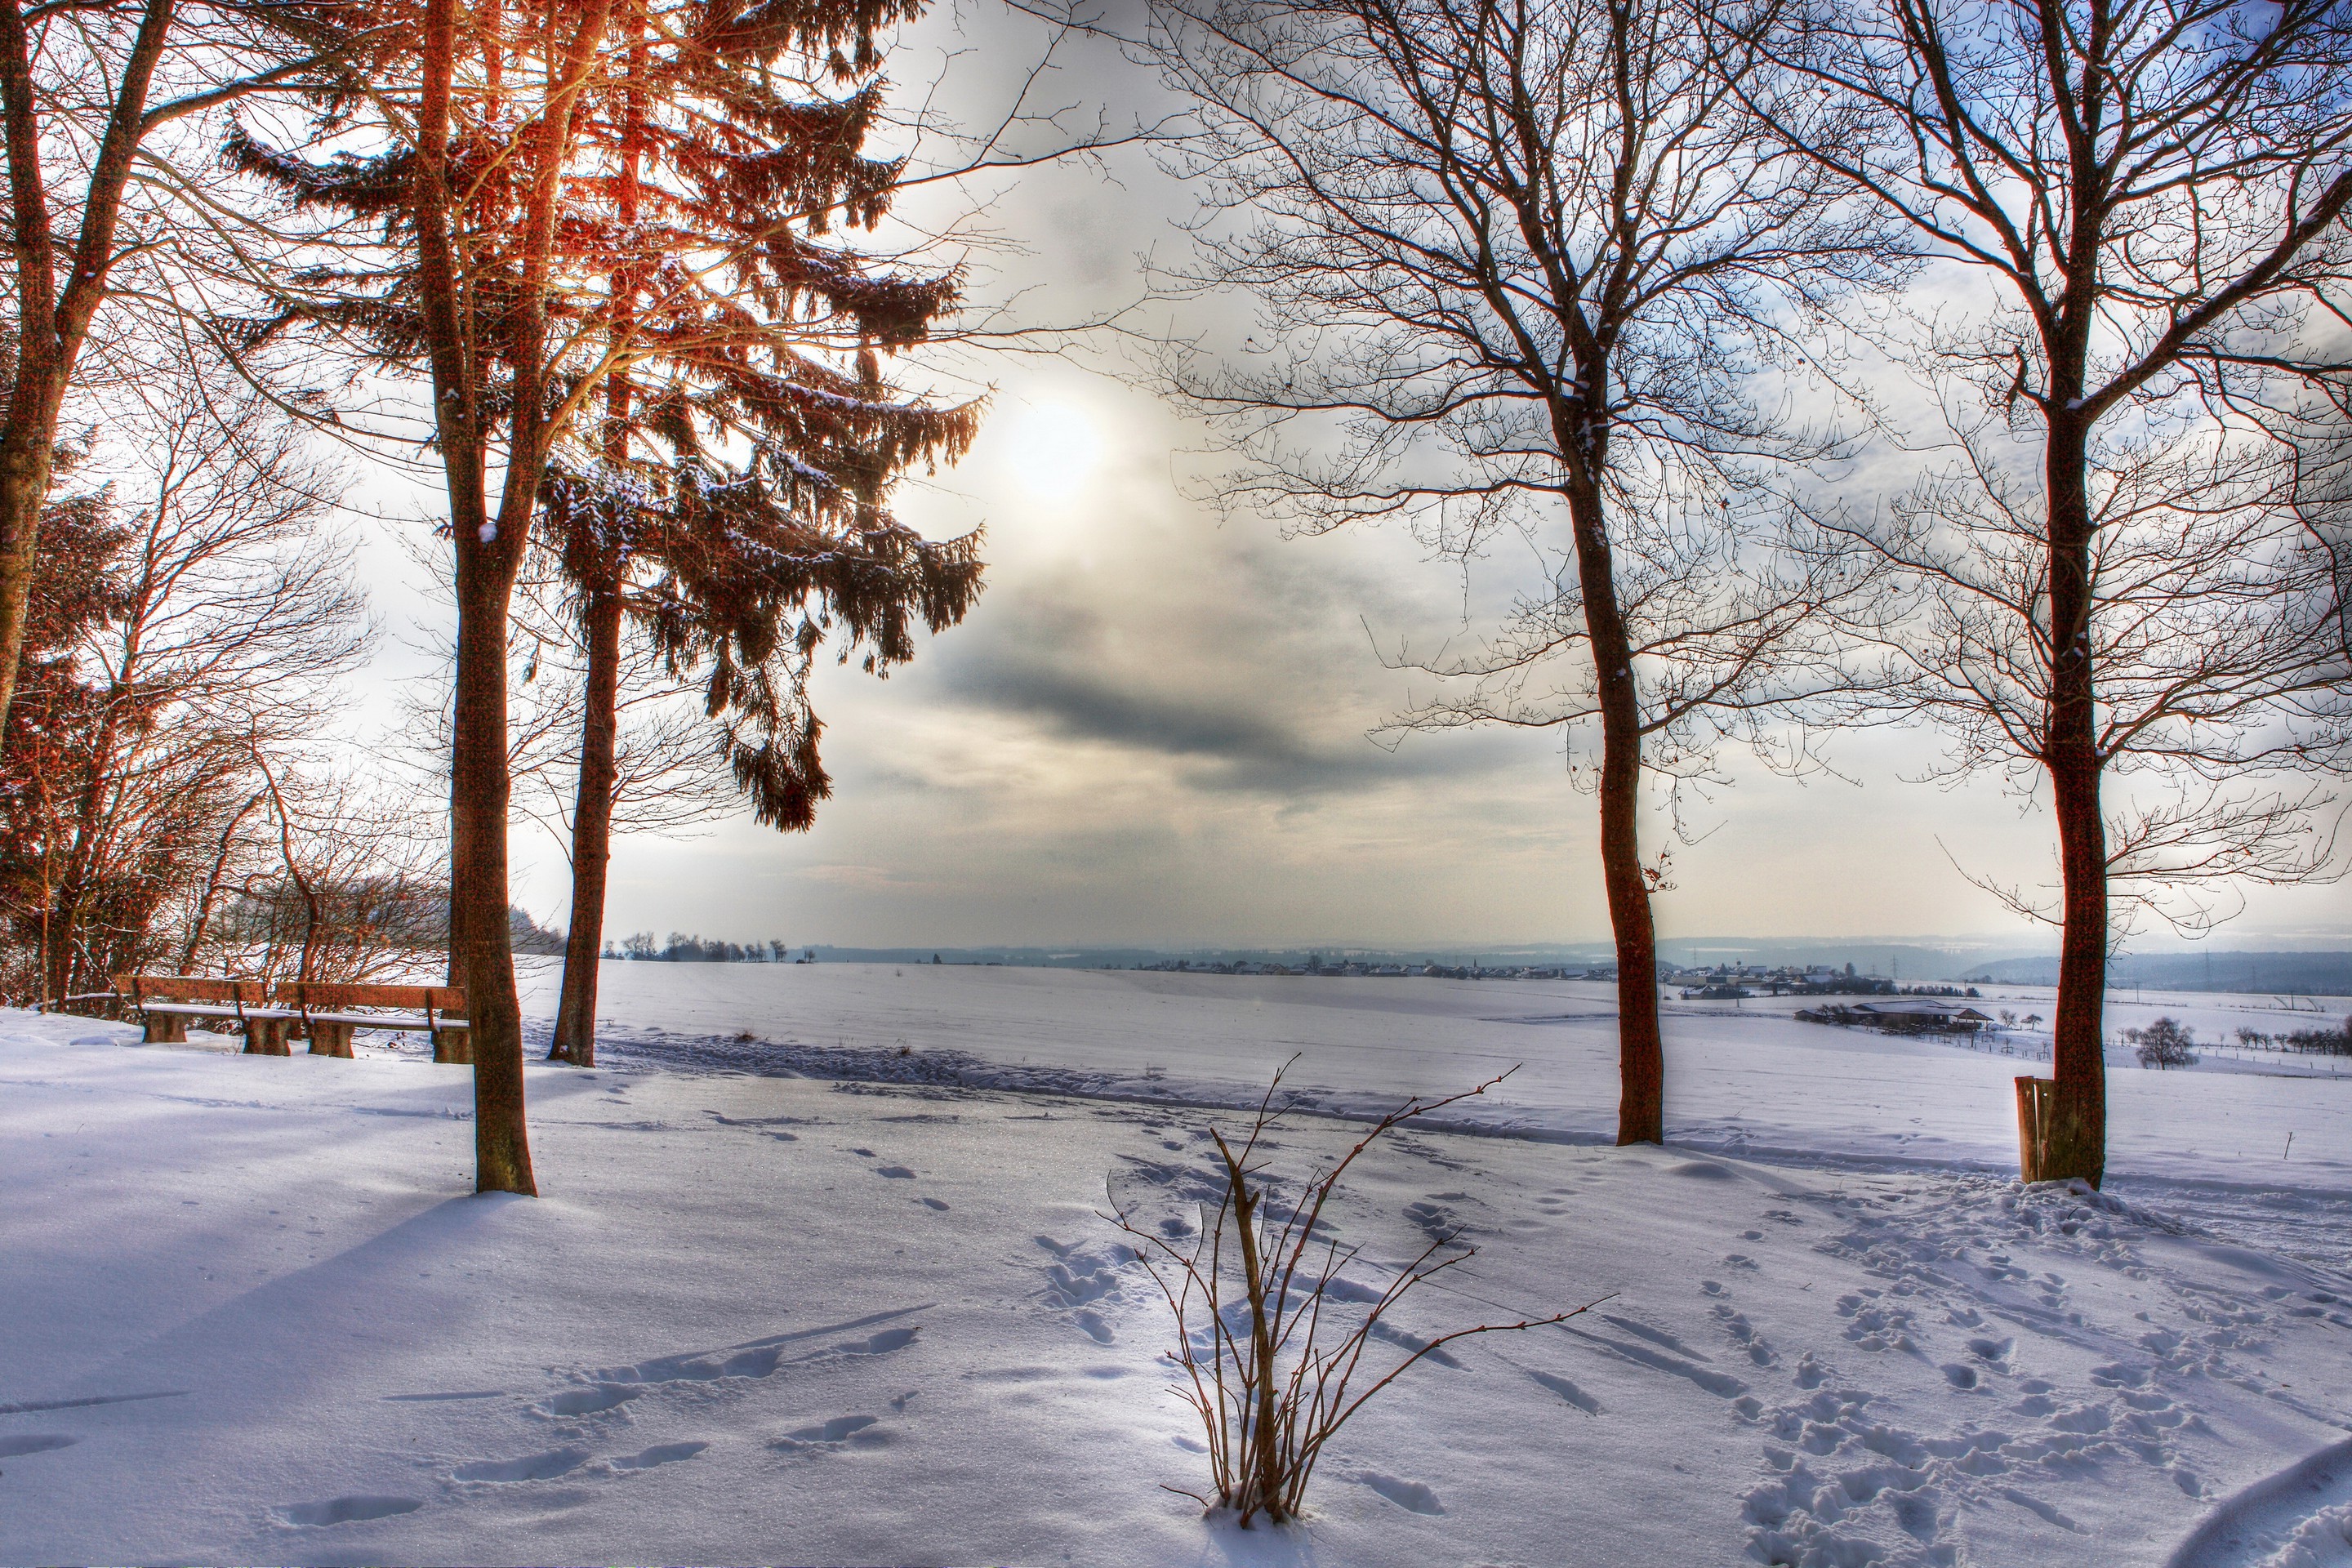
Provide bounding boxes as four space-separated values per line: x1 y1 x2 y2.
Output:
355 7 2349 955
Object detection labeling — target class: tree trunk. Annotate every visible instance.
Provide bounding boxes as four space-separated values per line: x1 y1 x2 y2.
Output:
0 398 58 736
451 532 536 1194
181 791 263 970
1564 475 1664 1144
43 884 76 1007
2040 416 2106 1186
550 571 621 1064
551 12 640 1067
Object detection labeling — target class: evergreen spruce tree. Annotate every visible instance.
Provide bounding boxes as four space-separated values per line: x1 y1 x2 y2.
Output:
538 0 981 1065
230 0 979 1181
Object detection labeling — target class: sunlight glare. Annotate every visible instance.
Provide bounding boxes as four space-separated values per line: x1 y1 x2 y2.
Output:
1000 399 1103 502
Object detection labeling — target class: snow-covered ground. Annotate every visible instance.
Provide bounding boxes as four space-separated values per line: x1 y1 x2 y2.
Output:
3 964 2349 1566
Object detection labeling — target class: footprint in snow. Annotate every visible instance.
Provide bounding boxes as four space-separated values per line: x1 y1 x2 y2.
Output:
452 1447 591 1483
605 1441 707 1471
536 1383 641 1417
772 1414 886 1453
1358 1472 1446 1515
278 1494 423 1527
1713 1305 1779 1368
920 1196 950 1210
875 1165 916 1179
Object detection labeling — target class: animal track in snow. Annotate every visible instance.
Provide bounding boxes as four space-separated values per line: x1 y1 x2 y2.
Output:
875 1165 916 1179
1740 1174 2252 1566
920 1196 950 1210
1036 1233 1136 1343
1713 1304 1779 1367
278 1494 423 1526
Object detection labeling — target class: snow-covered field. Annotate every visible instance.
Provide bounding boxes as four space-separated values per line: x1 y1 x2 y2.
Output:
4 964 2350 1566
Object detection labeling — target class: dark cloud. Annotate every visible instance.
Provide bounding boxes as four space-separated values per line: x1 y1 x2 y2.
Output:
932 574 1534 795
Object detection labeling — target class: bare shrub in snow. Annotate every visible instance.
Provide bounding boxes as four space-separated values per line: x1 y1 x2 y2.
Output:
1109 1062 1597 1526
2127 1018 2199 1070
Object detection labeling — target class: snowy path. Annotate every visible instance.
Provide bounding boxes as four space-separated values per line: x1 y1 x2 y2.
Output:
4 982 2350 1566
2167 1435 2352 1568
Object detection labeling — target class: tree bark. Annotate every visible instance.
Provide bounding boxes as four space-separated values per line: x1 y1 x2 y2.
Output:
550 570 621 1064
0 382 63 738
1564 474 1664 1144
2040 414 2107 1185
413 0 534 1193
452 532 533 1190
551 8 639 1069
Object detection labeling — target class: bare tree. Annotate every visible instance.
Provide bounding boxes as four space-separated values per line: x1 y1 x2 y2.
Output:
1749 0 2352 1183
506 593 738 871
214 753 445 988
0 0 355 735
1147 0 1900 1142
0 364 364 1004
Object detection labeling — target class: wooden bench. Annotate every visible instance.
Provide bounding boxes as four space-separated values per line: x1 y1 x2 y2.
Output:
114 975 302 1054
275 982 471 1063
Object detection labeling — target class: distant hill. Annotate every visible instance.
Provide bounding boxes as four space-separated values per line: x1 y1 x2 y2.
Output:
675 940 2352 996
1960 951 2352 997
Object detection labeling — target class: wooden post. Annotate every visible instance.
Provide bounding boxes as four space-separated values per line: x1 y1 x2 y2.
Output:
2015 1076 2054 1183
308 1022 355 1058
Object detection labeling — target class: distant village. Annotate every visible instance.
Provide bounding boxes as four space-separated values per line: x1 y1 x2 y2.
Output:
1122 954 2005 1036
1129 954 1980 996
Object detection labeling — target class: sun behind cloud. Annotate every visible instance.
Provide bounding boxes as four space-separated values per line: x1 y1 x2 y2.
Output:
996 399 1102 502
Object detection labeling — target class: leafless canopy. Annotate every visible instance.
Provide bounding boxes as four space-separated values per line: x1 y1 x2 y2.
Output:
1152 0 1901 770
1146 0 1909 1142
1748 0 2352 938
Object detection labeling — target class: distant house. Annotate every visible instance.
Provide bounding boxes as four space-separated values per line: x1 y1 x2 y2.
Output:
1797 999 1992 1035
